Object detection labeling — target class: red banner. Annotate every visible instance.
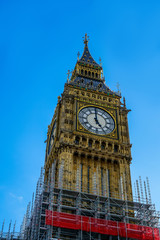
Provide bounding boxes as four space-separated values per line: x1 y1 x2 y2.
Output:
45 210 160 240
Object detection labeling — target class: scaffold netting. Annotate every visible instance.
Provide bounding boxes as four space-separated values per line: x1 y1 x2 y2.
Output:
45 210 160 240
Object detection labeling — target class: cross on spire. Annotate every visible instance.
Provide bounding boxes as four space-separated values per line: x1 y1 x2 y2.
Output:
83 33 89 45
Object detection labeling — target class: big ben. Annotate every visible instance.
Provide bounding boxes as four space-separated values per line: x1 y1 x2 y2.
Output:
45 34 132 202
22 35 159 240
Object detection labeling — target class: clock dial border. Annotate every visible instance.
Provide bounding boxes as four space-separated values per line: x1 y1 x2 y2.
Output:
78 106 115 135
76 101 119 140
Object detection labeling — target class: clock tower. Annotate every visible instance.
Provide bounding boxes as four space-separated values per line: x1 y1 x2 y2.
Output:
21 34 159 240
45 33 132 202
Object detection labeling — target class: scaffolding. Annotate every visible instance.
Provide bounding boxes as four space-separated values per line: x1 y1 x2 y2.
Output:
1 167 159 240
0 220 20 240
17 167 160 240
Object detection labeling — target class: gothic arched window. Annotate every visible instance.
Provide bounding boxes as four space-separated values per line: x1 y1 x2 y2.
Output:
88 139 93 147
75 136 80 145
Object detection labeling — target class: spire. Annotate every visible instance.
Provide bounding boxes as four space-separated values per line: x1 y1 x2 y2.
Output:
67 35 121 97
78 33 101 68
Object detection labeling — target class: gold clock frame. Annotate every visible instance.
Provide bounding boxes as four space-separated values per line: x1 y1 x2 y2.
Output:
76 100 119 140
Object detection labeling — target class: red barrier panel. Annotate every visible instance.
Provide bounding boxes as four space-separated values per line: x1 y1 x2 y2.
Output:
45 210 160 240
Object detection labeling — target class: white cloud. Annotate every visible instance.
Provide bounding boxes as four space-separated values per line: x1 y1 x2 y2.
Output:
9 192 23 201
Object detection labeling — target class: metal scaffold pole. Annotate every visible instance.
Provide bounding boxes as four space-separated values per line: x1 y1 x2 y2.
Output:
147 177 152 204
7 220 12 240
11 221 16 240
0 219 5 240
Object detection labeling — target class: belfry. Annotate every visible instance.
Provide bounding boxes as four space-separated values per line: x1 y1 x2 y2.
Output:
14 35 160 240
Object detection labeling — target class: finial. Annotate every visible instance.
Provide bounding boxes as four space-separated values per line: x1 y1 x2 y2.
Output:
83 33 89 45
77 51 80 60
67 70 71 83
99 57 102 66
116 82 121 94
58 96 61 103
123 97 126 108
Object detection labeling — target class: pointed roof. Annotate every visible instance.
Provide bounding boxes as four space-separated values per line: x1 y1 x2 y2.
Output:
67 34 121 97
78 34 102 68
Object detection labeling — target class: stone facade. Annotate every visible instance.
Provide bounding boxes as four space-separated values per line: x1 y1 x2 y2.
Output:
45 35 133 202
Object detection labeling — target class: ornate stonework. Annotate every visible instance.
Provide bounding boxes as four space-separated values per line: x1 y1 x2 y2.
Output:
45 34 133 202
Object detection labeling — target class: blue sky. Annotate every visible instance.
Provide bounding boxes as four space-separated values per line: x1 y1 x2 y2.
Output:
1 0 160 232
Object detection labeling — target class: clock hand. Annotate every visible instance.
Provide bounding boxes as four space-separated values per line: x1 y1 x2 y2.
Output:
95 120 104 130
97 122 102 127
94 108 101 126
94 108 107 131
95 122 106 134
94 108 97 120
96 118 107 134
99 125 107 134
94 118 99 125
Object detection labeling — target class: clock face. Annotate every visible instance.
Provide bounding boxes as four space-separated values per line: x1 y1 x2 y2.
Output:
78 107 115 135
48 121 56 155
